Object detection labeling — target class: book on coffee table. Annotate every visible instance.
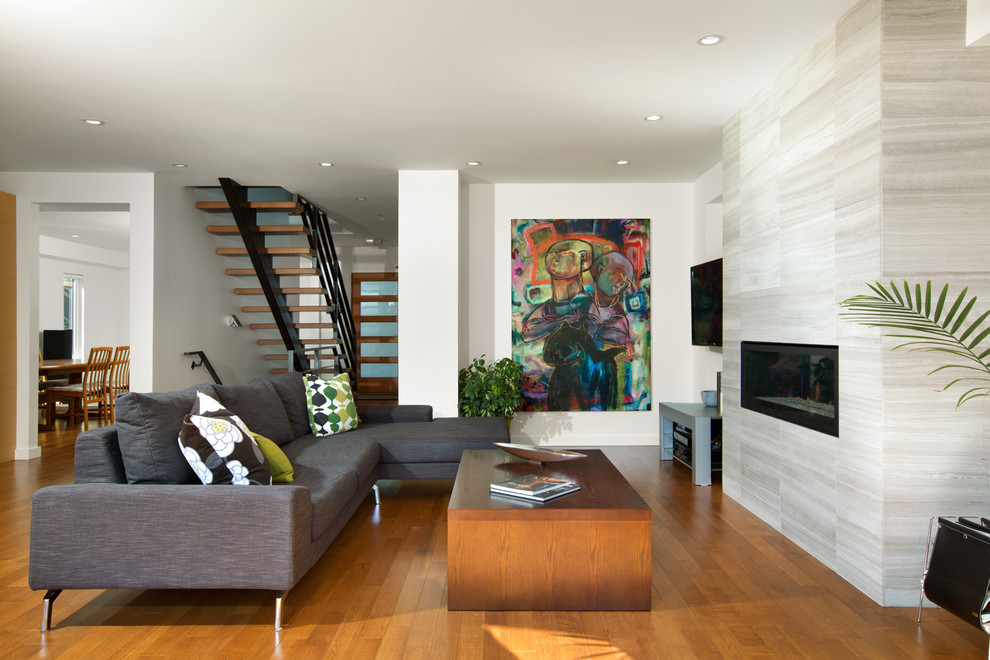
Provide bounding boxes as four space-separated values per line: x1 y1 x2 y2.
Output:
490 481 581 502
490 474 571 495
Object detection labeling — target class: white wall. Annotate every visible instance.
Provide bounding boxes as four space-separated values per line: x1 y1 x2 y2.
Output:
398 171 460 416
38 237 129 352
462 181 695 446
0 171 153 460
151 173 279 390
968 0 990 45
692 162 725 396
461 182 495 367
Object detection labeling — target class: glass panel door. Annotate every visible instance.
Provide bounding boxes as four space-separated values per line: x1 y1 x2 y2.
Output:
351 272 398 397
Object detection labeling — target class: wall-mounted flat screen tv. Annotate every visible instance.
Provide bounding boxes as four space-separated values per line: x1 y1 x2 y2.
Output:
740 341 838 437
690 258 722 346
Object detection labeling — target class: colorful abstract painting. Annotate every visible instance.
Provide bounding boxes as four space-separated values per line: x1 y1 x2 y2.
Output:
511 219 651 412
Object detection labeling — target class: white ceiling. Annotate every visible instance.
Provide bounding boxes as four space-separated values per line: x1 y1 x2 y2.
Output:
1 0 858 247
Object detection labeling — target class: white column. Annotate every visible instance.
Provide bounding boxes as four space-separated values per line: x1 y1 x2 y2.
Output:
397 171 460 416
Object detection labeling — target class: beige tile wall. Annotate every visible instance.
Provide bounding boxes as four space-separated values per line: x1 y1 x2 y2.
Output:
722 0 990 606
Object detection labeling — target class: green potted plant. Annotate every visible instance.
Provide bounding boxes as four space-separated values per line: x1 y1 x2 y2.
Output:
840 280 990 406
458 354 524 420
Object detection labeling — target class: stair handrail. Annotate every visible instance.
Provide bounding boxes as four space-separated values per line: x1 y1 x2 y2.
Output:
297 197 357 378
184 350 222 385
218 178 308 372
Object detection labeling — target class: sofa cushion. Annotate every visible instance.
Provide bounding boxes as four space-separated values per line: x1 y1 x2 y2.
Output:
215 379 294 446
115 383 218 484
264 372 311 440
281 440 364 540
282 434 381 488
282 434 379 539
371 417 509 464
178 391 271 486
305 373 359 436
74 426 127 484
357 403 433 424
252 432 294 483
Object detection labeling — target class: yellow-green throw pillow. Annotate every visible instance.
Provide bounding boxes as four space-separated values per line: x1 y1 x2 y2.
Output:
305 373 359 436
251 432 294 483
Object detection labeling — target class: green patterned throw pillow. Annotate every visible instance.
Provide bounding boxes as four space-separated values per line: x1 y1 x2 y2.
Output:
305 373 359 436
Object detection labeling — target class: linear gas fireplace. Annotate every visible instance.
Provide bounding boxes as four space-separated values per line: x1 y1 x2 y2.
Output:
740 341 838 437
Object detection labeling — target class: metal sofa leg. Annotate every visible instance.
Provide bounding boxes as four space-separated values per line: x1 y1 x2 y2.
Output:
41 589 62 632
372 483 380 506
275 591 286 631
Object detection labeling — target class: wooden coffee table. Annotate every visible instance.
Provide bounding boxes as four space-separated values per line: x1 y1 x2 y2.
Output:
447 449 651 611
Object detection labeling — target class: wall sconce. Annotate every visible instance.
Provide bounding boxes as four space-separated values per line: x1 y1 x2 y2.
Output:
228 314 242 328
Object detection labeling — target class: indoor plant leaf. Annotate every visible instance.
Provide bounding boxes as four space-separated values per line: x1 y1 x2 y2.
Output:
457 354 524 420
840 280 990 406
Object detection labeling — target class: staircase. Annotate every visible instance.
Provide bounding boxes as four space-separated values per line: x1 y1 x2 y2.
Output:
195 178 356 379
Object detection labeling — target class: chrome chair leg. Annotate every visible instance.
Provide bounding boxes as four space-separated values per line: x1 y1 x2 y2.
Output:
274 590 286 631
918 516 936 623
41 589 61 632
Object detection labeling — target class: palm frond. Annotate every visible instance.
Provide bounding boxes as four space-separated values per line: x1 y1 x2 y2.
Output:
840 280 990 407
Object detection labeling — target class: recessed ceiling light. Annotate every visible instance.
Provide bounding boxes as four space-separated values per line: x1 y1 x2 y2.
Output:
355 197 367 201
697 34 723 46
318 162 334 167
616 160 630 166
466 161 482 166
644 114 663 121
365 238 375 244
82 118 105 126
171 163 188 168
71 234 80 238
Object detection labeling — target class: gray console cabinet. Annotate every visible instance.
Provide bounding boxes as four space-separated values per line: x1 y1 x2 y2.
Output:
659 402 721 486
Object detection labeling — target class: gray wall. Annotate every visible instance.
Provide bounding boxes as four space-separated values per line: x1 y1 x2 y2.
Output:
723 0 990 606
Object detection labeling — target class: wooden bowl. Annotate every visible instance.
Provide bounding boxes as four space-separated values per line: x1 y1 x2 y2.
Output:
494 442 587 463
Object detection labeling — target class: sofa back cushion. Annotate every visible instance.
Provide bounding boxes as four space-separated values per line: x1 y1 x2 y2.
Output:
74 426 128 484
214 379 294 446
263 372 311 441
115 383 217 484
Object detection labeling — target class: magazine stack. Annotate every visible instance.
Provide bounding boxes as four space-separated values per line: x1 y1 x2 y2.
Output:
489 474 580 502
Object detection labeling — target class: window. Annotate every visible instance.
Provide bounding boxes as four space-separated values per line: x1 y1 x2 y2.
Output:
63 274 82 358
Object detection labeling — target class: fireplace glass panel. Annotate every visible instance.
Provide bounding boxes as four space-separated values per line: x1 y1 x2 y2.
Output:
740 341 838 437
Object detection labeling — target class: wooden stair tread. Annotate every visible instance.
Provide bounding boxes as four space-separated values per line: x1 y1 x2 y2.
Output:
259 339 339 345
235 287 323 295
207 225 309 235
226 267 317 276
264 353 326 360
197 201 303 214
218 247 315 256
243 305 329 312
271 367 338 374
251 322 335 329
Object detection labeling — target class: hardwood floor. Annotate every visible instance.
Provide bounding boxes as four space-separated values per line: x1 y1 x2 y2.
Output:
2 424 985 658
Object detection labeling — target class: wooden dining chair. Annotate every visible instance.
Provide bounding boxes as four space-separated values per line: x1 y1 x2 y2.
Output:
44 346 113 430
107 345 130 424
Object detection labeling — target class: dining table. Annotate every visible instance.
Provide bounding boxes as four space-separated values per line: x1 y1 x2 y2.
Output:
39 357 88 382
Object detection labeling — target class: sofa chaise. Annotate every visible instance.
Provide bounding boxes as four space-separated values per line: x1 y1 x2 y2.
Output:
29 372 508 631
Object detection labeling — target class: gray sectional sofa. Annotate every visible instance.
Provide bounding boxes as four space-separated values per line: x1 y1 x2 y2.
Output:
29 372 508 631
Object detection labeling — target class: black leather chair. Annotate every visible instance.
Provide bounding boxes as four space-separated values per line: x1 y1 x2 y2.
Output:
918 516 990 635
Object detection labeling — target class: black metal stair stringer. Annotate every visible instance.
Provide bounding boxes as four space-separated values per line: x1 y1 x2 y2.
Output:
298 197 357 379
218 177 308 373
